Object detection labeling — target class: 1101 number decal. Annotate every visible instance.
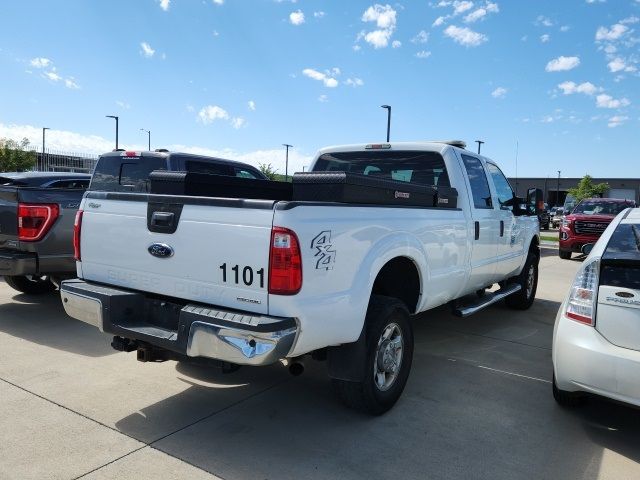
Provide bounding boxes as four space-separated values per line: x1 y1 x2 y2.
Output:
219 263 265 288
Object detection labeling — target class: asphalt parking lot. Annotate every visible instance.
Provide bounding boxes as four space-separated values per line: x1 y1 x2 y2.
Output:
1 247 639 480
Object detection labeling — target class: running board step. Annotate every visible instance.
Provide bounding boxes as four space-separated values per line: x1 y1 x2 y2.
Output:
453 284 522 317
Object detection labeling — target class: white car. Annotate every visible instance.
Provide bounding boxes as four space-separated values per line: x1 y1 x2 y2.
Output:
553 207 640 408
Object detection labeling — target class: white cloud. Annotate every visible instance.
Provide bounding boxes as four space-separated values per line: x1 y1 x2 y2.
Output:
595 24 628 41
596 94 630 108
313 11 325 18
302 68 338 87
415 50 432 59
43 71 62 82
289 10 305 25
540 34 550 43
392 40 402 48
452 1 474 15
116 101 131 109
607 57 636 72
318 94 329 102
64 78 80 89
30 57 51 68
212 0 223 4
586 0 605 3
140 42 155 58
230 117 246 129
353 45 362 51
545 55 580 72
557 81 598 95
197 105 229 124
491 86 507 98
608 115 628 128
433 16 446 27
344 77 364 87
443 25 487 46
620 16 639 25
158 0 170 11
464 3 498 23
412 30 429 43
560 25 570 32
359 4 397 48
536 15 554 27
248 100 256 111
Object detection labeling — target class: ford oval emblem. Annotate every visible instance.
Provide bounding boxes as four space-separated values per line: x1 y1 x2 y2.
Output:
615 291 634 298
148 243 174 258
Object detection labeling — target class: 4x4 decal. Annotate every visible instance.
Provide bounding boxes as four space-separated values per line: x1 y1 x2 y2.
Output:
311 230 336 270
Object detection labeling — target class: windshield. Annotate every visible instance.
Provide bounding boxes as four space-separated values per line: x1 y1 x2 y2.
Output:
572 200 634 216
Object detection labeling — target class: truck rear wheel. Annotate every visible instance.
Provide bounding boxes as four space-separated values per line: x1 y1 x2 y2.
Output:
331 295 413 415
505 251 538 310
3 275 57 294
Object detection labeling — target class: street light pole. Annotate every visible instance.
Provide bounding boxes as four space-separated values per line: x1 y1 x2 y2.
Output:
140 128 151 150
283 144 293 181
105 115 119 149
475 140 484 154
557 170 561 207
380 105 391 142
42 127 50 169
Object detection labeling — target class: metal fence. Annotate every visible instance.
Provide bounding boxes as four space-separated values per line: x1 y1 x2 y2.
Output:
36 149 99 173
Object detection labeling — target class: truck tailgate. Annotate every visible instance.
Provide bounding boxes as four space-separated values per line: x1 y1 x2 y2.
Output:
79 194 276 315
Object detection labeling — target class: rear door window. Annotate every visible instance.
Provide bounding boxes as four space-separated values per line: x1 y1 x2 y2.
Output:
185 160 233 176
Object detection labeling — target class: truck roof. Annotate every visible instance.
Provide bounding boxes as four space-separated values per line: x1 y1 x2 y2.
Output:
316 141 468 156
0 172 90 180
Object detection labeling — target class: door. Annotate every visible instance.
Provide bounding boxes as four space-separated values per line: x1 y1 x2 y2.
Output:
486 162 524 277
459 154 500 291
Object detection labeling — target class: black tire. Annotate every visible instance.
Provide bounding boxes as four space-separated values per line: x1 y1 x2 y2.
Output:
505 251 539 310
559 250 572 260
332 295 414 415
552 374 586 407
3 275 57 294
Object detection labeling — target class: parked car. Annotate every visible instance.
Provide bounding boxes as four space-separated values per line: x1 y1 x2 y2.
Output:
551 207 564 228
0 172 90 293
61 141 542 414
539 208 550 230
559 198 636 259
553 207 640 408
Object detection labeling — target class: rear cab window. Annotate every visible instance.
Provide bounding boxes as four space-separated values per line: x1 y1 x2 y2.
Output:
312 150 451 187
90 154 169 192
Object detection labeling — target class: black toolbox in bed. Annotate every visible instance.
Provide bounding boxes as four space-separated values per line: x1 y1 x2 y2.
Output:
149 171 293 201
292 172 457 208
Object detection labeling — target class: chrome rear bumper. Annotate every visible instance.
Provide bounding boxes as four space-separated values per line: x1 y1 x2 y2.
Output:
60 279 298 366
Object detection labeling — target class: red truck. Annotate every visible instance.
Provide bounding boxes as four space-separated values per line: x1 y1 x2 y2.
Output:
559 197 636 259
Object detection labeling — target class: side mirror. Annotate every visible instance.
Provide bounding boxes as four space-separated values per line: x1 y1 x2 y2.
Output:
526 188 544 216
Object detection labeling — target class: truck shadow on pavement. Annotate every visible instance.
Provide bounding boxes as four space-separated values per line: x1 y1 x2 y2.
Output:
111 302 640 480
0 291 114 357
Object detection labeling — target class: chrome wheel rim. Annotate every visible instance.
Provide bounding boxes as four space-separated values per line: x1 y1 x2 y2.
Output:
526 265 535 299
373 323 403 392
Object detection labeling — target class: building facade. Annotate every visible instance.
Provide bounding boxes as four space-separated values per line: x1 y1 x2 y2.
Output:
508 177 640 207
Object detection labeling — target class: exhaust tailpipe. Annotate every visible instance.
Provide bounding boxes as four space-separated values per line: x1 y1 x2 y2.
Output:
288 360 305 376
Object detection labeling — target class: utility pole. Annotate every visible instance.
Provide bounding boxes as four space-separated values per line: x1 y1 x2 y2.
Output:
283 144 293 181
381 105 391 142
475 140 484 154
557 170 561 207
105 115 119 149
140 128 151 150
42 127 50 169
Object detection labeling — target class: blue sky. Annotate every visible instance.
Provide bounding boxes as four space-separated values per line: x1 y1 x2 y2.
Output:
0 0 638 177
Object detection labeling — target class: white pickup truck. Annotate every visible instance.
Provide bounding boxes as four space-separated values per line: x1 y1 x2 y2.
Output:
61 142 541 414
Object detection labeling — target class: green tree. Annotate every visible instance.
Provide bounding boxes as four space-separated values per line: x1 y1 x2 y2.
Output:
0 137 37 172
258 162 278 180
567 175 609 202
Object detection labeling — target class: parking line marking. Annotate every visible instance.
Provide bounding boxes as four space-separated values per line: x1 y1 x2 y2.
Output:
477 365 551 384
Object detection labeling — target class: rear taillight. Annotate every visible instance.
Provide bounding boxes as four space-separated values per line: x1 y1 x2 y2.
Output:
18 203 60 241
73 210 83 261
269 226 302 295
565 258 599 326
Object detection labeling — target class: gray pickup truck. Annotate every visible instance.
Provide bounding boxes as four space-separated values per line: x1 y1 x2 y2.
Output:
0 172 91 293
